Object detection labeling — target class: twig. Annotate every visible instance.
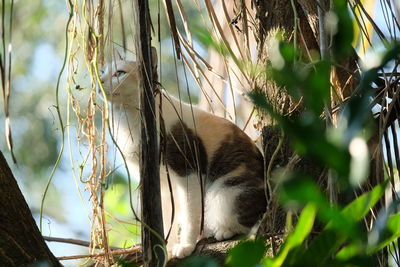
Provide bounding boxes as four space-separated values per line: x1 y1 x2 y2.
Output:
43 236 120 250
165 0 181 59
57 246 141 261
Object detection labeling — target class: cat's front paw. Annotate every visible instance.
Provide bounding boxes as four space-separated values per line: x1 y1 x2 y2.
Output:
172 243 196 258
214 229 234 241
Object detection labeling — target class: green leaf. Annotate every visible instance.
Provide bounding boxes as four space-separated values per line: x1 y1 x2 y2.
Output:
248 91 278 118
332 0 354 59
385 211 400 235
368 212 400 253
296 181 387 265
279 176 359 239
325 255 377 267
226 239 267 267
264 204 316 267
340 180 387 222
279 42 299 63
304 60 331 114
180 256 220 267
279 177 328 208
335 242 364 261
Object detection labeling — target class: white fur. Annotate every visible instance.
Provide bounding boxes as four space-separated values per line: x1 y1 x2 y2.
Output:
100 59 260 259
204 176 249 240
172 174 202 258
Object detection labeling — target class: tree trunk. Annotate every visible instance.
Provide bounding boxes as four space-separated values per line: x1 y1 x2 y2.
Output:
0 151 61 266
136 0 165 266
253 0 324 242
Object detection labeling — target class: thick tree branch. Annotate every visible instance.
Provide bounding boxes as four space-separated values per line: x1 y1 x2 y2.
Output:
0 151 61 266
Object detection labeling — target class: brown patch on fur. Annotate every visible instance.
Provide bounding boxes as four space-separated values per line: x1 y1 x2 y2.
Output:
224 174 263 187
194 112 233 162
165 122 207 177
236 188 267 227
207 123 264 183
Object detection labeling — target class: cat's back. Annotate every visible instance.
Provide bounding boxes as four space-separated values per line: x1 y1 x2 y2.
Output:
163 99 263 183
194 112 264 181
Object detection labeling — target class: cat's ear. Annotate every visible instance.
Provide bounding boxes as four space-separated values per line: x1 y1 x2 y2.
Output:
151 46 158 82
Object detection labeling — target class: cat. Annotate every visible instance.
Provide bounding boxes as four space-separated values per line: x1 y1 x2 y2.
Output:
99 51 267 259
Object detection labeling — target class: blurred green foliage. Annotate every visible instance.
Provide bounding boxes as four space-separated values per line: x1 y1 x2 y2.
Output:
225 239 267 267
105 174 141 248
331 0 354 60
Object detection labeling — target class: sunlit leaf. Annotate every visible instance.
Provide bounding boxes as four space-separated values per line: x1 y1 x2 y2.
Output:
368 207 400 253
279 176 359 238
341 180 387 222
296 181 387 265
336 242 364 261
265 204 317 267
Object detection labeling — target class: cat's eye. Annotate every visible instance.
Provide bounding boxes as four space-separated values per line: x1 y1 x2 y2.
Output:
113 70 126 77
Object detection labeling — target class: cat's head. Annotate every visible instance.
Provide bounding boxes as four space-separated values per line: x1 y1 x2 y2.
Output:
99 60 140 105
99 48 158 106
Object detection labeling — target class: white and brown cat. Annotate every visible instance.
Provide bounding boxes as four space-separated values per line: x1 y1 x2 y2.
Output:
99 51 267 259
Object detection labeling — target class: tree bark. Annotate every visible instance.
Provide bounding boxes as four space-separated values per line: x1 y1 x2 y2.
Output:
136 0 165 266
254 0 320 117
253 0 325 241
0 151 61 267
